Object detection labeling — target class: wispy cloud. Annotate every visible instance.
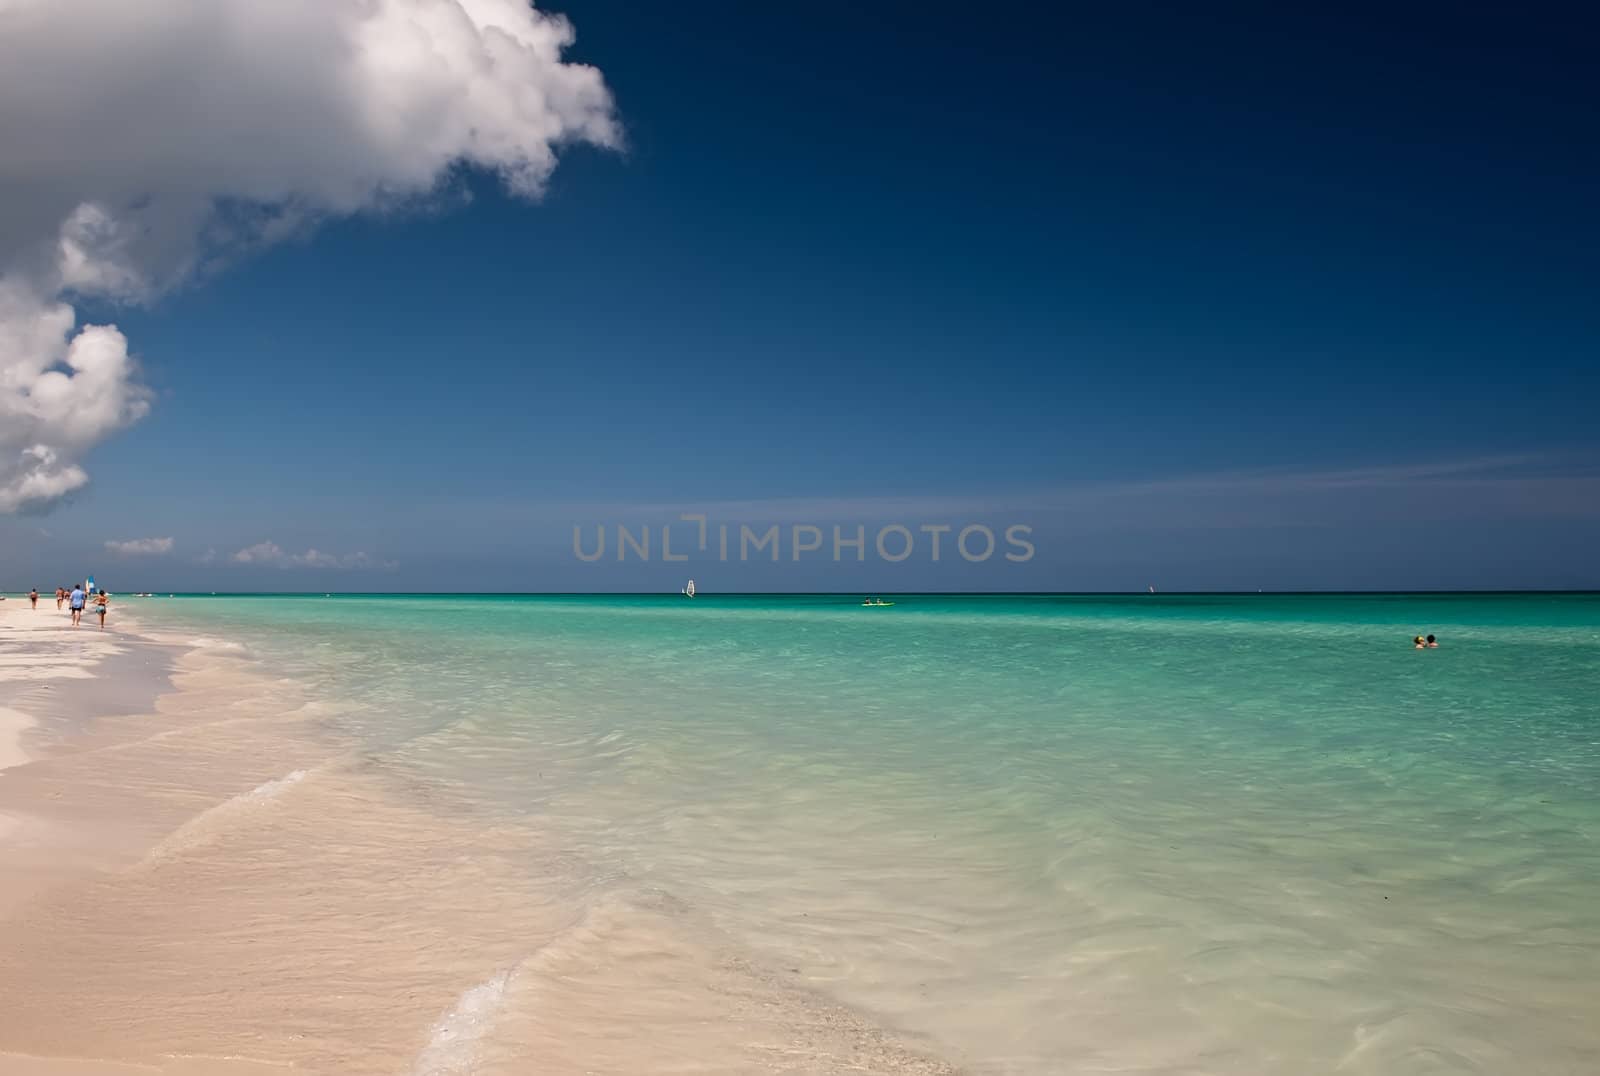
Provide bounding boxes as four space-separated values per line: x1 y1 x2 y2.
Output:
503 452 1600 531
1031 454 1600 530
231 541 395 571
105 536 174 556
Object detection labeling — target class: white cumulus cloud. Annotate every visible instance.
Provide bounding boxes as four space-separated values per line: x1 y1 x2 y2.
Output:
105 536 175 555
0 0 618 512
232 541 396 570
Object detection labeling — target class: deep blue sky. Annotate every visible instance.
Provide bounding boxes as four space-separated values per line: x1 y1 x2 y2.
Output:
6 2 1598 591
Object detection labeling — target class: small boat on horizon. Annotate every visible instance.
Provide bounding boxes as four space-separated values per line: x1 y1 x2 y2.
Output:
861 597 894 607
682 579 696 598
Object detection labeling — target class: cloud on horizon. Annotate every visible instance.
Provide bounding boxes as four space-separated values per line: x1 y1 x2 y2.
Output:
440 453 1600 531
0 0 619 514
105 536 174 556
232 541 395 571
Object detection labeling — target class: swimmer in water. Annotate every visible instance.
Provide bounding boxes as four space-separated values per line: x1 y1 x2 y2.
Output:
1426 634 1438 648
1414 636 1426 649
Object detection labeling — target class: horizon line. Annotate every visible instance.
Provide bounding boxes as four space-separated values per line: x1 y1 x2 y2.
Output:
51 589 1600 598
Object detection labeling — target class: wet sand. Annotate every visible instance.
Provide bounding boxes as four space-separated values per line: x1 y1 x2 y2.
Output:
0 707 32 772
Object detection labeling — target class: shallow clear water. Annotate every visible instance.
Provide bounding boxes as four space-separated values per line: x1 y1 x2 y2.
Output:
128 593 1600 1072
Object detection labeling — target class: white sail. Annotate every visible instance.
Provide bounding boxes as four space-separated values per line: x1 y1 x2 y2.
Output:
684 579 696 598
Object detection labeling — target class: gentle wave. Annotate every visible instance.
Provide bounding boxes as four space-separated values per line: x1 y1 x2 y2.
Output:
140 769 310 865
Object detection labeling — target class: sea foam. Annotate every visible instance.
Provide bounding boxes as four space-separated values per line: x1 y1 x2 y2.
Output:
412 968 515 1076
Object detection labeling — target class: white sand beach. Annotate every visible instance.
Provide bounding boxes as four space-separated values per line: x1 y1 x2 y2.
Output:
0 601 959 1075
0 604 357 1074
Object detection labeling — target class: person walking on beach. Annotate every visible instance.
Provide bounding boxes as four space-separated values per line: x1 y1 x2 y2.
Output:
55 586 64 610
29 588 38 609
69 584 86 628
94 590 110 630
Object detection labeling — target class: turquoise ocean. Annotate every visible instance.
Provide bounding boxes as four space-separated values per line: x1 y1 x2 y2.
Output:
127 593 1600 1073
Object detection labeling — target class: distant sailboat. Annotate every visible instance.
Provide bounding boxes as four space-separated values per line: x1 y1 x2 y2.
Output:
683 579 696 598
1148 585 1156 594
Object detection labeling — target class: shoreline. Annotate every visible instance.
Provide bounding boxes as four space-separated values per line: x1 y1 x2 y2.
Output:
26 589 1598 595
8 595 1595 1072
0 602 963 1075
